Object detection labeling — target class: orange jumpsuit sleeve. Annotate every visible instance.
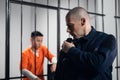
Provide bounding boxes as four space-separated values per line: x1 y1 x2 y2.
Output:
42 46 54 62
20 51 29 70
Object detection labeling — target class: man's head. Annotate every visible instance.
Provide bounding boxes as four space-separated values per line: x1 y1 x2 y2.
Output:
66 7 91 38
31 31 43 50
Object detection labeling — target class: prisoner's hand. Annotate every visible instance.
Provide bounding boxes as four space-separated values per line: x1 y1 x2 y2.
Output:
34 77 41 80
50 63 57 72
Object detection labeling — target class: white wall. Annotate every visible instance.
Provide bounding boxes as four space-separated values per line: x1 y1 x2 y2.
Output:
0 0 5 79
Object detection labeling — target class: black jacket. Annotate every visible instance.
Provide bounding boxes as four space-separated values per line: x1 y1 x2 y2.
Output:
54 27 117 80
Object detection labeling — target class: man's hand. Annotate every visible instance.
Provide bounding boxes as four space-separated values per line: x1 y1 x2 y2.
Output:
34 77 41 80
62 41 75 53
50 63 57 72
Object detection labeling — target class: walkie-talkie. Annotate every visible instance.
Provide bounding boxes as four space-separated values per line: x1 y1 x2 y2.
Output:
66 38 73 43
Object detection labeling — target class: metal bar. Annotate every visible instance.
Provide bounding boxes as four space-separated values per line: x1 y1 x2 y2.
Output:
115 0 118 16
115 0 119 80
88 12 105 16
94 0 97 29
78 0 79 6
115 66 120 68
101 0 104 32
10 0 105 16
20 0 23 80
34 0 37 75
0 74 48 80
115 15 119 80
10 0 58 10
47 0 49 50
87 0 88 10
5 0 10 79
57 0 60 58
114 16 120 18
34 0 37 31
68 0 70 9
47 0 50 79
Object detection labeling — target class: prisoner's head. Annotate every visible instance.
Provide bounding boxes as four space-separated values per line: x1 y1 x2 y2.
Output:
31 31 43 49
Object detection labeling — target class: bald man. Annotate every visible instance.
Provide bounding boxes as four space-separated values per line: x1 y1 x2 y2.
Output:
54 7 117 80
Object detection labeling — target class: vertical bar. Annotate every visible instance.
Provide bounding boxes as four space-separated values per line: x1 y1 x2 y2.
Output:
115 0 119 80
78 0 79 7
115 0 118 16
34 0 37 75
94 0 97 29
20 0 23 80
57 0 60 58
68 0 70 9
68 0 71 38
86 0 88 10
5 0 10 79
34 0 37 31
47 0 49 54
47 0 50 79
101 0 104 32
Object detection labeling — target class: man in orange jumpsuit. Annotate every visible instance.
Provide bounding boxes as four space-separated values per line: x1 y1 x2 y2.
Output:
20 31 57 80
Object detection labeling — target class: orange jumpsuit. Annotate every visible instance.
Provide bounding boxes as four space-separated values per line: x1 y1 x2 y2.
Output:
20 45 54 80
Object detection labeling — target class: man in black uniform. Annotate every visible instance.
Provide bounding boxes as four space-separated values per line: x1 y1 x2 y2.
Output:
54 7 117 80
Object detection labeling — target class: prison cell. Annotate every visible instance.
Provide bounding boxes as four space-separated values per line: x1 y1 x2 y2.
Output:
0 0 120 80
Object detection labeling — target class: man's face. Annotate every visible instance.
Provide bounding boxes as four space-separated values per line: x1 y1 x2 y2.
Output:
66 17 85 38
31 36 43 49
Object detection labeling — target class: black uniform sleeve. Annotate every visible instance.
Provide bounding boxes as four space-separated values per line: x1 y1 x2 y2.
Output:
67 35 117 74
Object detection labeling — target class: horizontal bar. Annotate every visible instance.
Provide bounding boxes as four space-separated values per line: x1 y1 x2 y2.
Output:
10 0 58 10
115 66 120 68
114 16 120 18
0 74 48 80
88 12 105 16
10 0 105 16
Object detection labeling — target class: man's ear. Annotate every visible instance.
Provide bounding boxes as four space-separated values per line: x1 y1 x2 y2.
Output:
81 18 86 26
30 37 32 41
30 37 33 43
